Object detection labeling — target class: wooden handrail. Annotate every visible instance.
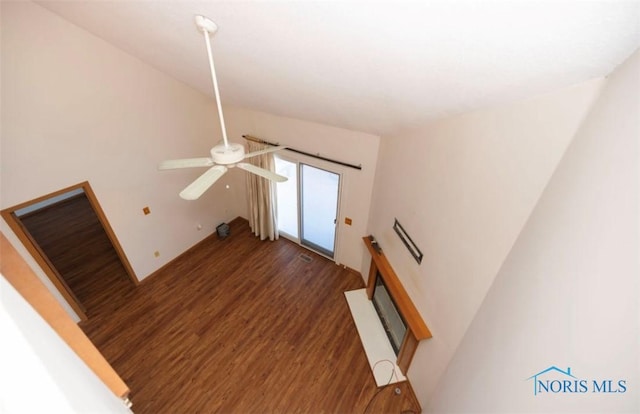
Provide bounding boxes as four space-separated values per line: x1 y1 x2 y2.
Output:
1 233 130 399
363 236 432 340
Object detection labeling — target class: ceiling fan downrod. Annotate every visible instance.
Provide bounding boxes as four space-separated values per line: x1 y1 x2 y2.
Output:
195 15 229 148
157 16 288 201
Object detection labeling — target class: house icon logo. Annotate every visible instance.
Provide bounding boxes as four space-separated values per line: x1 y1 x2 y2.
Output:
526 366 627 395
527 366 577 396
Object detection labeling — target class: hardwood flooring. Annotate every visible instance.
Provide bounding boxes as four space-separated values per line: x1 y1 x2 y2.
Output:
19 194 135 317
80 218 421 413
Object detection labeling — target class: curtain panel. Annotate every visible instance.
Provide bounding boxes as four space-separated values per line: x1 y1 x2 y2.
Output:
246 141 279 241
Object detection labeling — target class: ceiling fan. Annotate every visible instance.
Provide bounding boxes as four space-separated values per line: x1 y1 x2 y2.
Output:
159 15 287 200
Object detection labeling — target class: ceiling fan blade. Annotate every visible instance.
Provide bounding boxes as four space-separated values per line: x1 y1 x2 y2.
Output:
243 145 287 159
158 158 213 170
237 163 287 182
179 165 228 200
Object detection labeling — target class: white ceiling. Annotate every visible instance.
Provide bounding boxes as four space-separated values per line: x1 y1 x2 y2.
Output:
37 1 639 136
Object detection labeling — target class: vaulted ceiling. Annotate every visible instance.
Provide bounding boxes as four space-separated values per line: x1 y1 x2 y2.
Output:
37 1 639 136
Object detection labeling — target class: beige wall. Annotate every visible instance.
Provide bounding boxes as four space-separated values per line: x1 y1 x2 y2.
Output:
225 107 380 270
427 49 639 413
367 77 605 407
1 2 241 318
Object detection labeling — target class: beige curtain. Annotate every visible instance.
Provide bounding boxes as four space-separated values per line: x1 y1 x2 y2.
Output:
246 141 279 241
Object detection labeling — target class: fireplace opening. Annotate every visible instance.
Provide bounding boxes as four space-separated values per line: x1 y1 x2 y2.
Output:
372 271 407 355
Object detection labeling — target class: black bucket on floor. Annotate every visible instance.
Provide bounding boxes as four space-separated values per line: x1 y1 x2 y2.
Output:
216 222 230 239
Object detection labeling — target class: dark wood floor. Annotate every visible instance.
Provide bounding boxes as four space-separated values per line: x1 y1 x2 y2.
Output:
80 218 420 413
20 194 135 316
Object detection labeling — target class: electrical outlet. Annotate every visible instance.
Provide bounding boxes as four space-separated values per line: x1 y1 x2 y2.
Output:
154 251 160 258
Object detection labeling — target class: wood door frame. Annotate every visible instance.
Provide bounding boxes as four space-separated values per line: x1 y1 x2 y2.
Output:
1 181 139 321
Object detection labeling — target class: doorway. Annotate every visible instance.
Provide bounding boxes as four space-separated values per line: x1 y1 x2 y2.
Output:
275 156 341 259
1 182 138 320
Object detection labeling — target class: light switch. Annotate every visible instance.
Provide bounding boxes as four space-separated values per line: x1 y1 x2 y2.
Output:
345 217 353 226
143 206 151 215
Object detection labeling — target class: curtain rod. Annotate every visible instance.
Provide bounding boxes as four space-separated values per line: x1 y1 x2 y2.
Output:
243 135 362 171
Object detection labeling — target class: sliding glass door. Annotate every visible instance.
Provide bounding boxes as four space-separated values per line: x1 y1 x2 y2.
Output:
274 156 341 259
274 157 298 238
299 164 340 258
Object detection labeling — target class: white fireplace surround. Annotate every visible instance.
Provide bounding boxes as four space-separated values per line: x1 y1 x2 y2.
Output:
345 289 406 386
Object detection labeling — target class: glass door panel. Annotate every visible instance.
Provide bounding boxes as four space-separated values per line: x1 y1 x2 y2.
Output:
274 156 298 238
300 163 340 258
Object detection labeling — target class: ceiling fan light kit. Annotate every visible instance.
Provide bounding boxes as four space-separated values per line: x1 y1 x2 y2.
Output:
159 15 287 200
211 143 245 165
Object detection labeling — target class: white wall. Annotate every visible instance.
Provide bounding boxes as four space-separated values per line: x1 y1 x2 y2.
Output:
224 107 380 270
427 49 639 414
367 77 606 407
0 277 132 413
1 2 243 318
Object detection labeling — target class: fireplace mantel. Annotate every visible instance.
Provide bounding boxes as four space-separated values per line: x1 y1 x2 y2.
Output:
363 236 432 373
